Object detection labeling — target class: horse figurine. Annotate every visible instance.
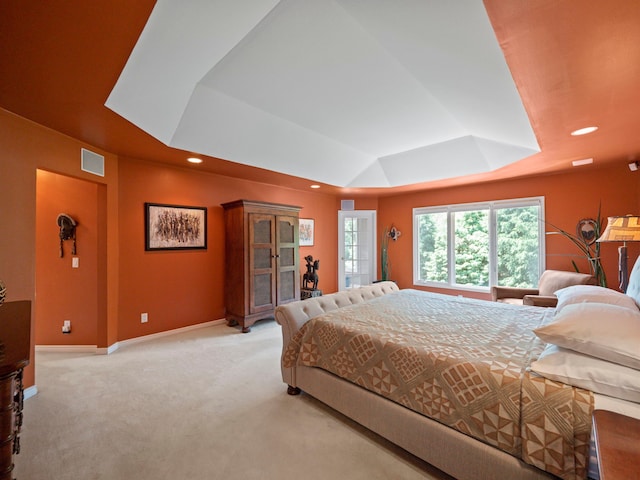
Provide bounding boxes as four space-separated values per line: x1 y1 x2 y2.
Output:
302 255 320 290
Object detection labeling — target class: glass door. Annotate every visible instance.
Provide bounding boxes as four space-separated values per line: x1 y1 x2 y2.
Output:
338 210 376 290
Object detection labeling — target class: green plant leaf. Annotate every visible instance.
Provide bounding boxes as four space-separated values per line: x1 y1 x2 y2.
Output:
544 202 607 287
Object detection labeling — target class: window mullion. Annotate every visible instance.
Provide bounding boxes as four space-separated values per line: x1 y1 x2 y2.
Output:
448 210 455 284
489 207 497 287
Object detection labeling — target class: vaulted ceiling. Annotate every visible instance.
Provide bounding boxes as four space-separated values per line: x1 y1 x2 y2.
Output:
2 1 640 194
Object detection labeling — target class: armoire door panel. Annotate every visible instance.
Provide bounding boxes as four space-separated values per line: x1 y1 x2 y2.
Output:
278 217 295 244
279 247 294 268
253 247 273 270
278 269 296 303
252 216 273 244
252 273 274 310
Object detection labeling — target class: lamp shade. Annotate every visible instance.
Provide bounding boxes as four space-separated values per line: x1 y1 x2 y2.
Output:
597 216 640 243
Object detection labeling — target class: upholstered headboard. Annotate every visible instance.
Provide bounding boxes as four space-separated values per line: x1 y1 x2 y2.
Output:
275 281 399 340
626 256 640 307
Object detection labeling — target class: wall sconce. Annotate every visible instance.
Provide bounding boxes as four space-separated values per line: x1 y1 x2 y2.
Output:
597 215 640 292
629 161 639 171
57 213 77 258
388 226 401 241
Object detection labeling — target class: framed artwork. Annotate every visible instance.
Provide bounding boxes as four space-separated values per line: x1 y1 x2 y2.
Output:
576 218 597 245
145 203 207 251
299 218 314 246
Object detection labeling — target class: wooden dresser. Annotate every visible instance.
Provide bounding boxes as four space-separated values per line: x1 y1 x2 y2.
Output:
221 200 301 333
0 301 31 480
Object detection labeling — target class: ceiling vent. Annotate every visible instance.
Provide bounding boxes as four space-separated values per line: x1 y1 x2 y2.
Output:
81 148 105 177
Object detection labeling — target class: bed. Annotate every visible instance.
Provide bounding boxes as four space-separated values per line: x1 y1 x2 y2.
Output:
275 261 640 480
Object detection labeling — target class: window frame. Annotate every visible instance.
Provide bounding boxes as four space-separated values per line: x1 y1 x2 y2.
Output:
413 196 545 292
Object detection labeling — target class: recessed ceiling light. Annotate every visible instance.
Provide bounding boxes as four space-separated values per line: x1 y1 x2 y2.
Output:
572 158 594 167
310 184 321 189
570 126 598 136
187 157 203 164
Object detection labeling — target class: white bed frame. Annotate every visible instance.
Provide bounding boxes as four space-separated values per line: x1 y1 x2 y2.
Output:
275 282 554 480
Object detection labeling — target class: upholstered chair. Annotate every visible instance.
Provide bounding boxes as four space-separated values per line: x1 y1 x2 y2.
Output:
491 270 596 307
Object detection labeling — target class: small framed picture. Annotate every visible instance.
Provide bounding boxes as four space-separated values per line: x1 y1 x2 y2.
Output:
145 203 207 251
299 218 314 246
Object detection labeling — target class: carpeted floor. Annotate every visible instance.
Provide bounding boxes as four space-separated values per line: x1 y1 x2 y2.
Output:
15 320 453 480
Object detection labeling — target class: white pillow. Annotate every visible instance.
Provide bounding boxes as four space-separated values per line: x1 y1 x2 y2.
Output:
533 302 640 369
554 284 639 313
531 344 640 403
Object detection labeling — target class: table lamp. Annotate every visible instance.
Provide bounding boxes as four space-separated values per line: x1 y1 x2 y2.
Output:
597 215 640 292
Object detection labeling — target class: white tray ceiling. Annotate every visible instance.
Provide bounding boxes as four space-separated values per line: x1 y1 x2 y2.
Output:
106 0 539 188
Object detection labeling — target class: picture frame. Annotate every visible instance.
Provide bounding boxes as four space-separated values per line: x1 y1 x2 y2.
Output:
299 218 314 246
145 203 207 251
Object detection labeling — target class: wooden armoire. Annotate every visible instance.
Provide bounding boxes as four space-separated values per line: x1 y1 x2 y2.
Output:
221 200 301 333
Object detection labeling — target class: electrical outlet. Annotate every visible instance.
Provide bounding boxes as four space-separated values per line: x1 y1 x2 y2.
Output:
62 320 71 334
141 313 148 323
72 257 79 268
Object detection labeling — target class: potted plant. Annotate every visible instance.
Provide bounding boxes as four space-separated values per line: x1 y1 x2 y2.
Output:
381 227 390 281
547 205 607 287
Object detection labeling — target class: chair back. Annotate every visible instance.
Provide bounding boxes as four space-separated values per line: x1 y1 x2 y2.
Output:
537 270 595 296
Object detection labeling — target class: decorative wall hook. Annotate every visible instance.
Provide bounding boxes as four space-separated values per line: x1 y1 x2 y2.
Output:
388 226 401 241
57 213 77 257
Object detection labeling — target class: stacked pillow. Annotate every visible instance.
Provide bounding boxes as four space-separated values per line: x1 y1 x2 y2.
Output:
531 285 640 402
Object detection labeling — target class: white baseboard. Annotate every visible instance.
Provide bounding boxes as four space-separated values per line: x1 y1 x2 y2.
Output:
35 344 98 353
104 318 226 353
95 343 119 355
36 318 227 355
24 385 38 400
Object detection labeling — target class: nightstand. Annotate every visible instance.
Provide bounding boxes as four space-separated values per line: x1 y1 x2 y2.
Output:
593 409 640 480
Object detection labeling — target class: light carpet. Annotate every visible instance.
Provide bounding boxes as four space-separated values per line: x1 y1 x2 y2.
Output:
15 320 453 480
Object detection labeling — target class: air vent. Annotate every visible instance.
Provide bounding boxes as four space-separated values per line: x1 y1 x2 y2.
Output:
341 200 355 211
81 148 105 177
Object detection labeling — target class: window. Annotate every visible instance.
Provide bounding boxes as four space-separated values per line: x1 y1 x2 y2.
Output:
413 197 544 290
338 210 376 290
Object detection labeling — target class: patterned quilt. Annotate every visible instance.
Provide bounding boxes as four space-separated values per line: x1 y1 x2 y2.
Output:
283 289 593 480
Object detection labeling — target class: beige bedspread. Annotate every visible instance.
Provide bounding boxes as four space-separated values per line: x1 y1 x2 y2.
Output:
283 289 593 480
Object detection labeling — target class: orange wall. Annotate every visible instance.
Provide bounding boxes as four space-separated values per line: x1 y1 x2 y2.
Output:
35 170 99 345
378 167 640 298
117 158 340 340
0 108 120 387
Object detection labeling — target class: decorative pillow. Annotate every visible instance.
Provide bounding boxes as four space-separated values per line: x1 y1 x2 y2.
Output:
554 284 639 313
531 344 640 403
533 302 640 369
627 256 640 308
